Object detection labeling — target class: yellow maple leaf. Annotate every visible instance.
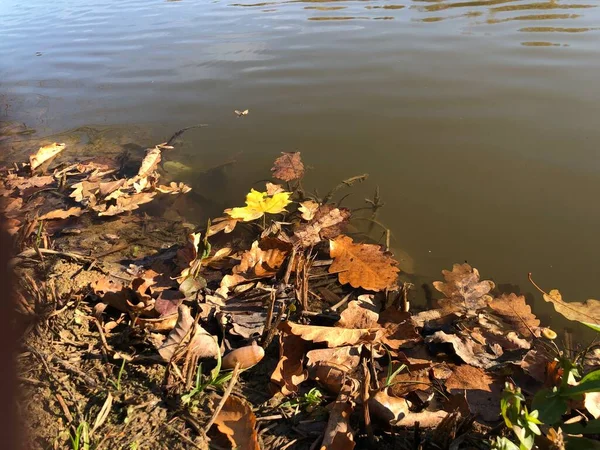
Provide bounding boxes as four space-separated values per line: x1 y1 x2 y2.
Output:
226 189 292 222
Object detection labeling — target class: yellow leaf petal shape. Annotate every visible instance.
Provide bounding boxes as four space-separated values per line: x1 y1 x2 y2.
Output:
226 189 292 222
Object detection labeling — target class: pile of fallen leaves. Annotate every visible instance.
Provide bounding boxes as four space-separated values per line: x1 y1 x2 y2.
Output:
4 144 600 450
1 137 191 250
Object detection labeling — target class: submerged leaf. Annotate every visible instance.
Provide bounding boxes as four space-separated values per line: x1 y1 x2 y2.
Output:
38 206 84 221
98 192 156 216
225 189 292 222
271 152 305 182
329 235 399 292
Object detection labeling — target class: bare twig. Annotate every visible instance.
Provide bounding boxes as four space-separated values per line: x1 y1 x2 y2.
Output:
204 362 242 433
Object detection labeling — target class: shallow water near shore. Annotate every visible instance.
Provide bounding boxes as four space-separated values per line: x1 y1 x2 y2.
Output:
2 0 600 337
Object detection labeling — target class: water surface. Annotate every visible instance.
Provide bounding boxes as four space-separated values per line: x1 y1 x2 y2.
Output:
2 0 600 332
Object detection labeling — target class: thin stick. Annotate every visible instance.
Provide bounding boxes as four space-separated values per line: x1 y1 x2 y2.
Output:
528 272 549 296
55 393 74 423
261 290 277 346
329 293 352 312
204 362 241 432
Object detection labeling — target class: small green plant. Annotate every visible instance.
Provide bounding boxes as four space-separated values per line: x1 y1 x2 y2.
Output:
280 387 324 412
494 339 600 450
109 358 127 391
181 346 237 406
497 382 542 450
69 421 90 450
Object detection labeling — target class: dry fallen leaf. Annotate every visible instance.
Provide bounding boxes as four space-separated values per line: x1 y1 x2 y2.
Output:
270 335 309 396
299 200 319 221
336 300 379 329
446 365 502 422
207 216 239 237
211 396 260 450
271 152 305 182
320 398 355 450
542 289 600 331
434 263 495 311
136 147 161 179
99 192 156 216
488 293 540 338
91 277 130 313
425 331 495 369
1 197 22 217
158 305 219 362
294 205 350 247
155 181 192 195
99 179 126 197
279 321 378 348
233 238 291 278
70 180 100 204
38 206 84 221
225 189 292 222
30 143 66 170
329 235 399 292
6 175 55 191
265 182 284 195
378 308 421 349
306 346 362 373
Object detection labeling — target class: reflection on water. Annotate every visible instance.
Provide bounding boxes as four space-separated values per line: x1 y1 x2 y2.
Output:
225 0 600 45
2 0 600 336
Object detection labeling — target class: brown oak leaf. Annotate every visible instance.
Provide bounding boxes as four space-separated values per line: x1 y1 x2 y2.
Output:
329 235 399 292
488 293 540 338
446 365 503 422
233 238 291 277
271 152 305 181
279 321 379 348
320 398 355 450
38 207 84 221
211 395 260 450
294 205 350 247
298 200 319 221
336 300 379 329
270 335 308 396
7 175 55 191
98 192 156 216
425 331 496 369
434 263 495 311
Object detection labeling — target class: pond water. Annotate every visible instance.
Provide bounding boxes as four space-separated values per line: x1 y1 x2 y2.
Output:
2 0 600 333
